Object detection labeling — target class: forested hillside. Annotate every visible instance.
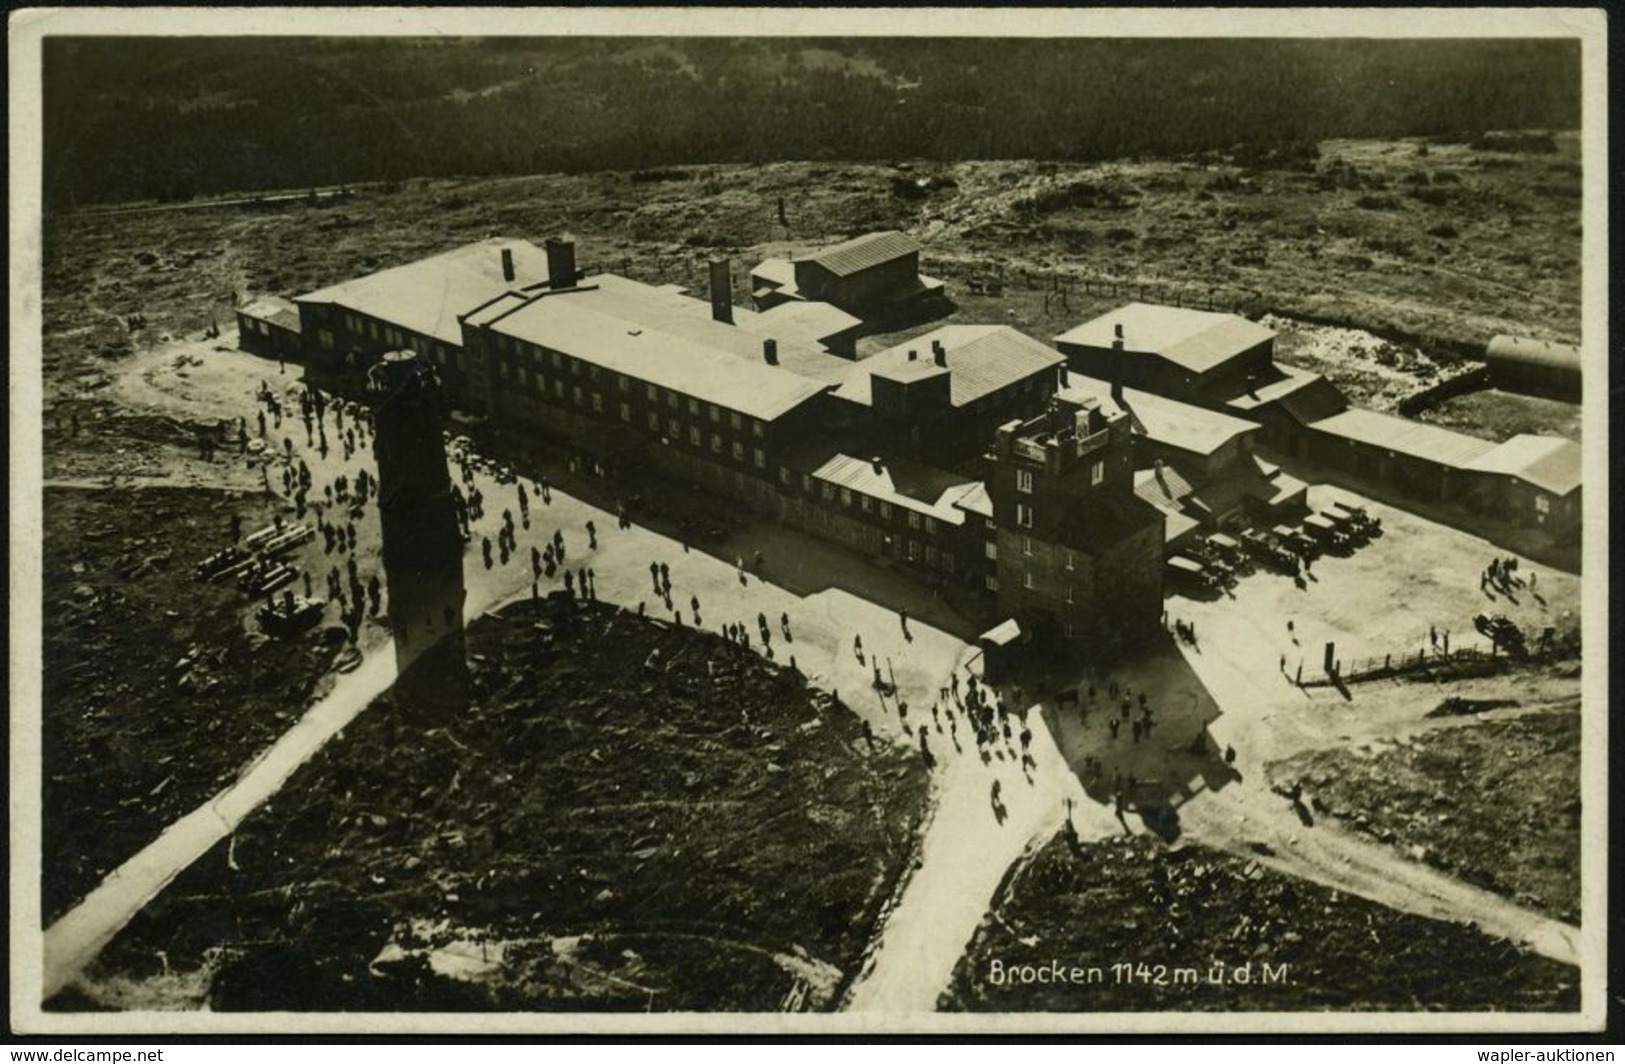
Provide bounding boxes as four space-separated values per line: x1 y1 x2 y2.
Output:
43 37 1579 207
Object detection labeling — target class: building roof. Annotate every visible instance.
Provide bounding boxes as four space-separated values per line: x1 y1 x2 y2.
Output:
755 300 863 343
1309 408 1496 467
1066 376 1257 456
469 272 856 390
810 451 977 526
1226 365 1348 422
297 238 552 346
834 325 1064 408
806 230 921 277
1486 335 1582 374
239 294 301 331
750 257 798 289
482 296 828 422
1054 303 1277 376
945 481 994 519
1463 434 1582 497
1134 465 1196 508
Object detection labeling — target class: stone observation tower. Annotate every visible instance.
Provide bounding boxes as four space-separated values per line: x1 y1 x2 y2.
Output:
368 350 468 717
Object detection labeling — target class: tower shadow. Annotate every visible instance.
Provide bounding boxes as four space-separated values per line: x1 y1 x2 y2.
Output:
369 351 470 719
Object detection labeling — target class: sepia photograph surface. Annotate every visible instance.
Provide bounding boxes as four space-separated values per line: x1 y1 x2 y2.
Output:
9 6 1609 1035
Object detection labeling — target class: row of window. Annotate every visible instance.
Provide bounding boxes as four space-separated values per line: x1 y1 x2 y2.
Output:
993 568 1078 601
486 330 768 438
1013 460 1106 496
774 465 943 534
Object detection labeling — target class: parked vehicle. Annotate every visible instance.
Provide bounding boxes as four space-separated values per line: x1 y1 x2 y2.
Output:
1303 513 1352 551
1167 554 1223 593
1273 523 1319 558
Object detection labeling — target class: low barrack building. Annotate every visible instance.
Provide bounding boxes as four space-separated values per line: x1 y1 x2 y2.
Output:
1485 335 1582 403
1054 302 1278 402
235 295 303 362
751 230 947 321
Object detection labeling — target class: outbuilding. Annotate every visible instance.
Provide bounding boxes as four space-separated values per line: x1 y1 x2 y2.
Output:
1485 335 1581 403
236 295 303 362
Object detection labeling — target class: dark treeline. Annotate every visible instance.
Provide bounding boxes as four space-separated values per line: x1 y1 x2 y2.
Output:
42 37 1580 208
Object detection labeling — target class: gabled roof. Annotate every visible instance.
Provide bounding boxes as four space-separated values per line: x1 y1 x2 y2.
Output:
1055 302 1276 375
1134 465 1196 508
755 300 862 343
1463 434 1582 496
1309 408 1496 467
1226 365 1349 423
239 295 300 331
806 231 921 277
810 452 976 526
1066 376 1257 456
297 238 552 347
835 325 1064 408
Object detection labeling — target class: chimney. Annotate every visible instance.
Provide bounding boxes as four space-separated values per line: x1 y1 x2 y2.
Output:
1111 376 1124 405
907 349 918 361
500 247 515 284
763 338 778 366
932 339 947 368
1154 458 1166 488
709 257 733 325
545 237 577 290
871 456 884 475
1114 322 1124 340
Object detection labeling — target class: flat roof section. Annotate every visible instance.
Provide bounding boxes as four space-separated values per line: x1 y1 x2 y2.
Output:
835 325 1065 408
297 238 551 347
1055 302 1277 375
487 297 828 422
811 452 979 526
1310 408 1497 468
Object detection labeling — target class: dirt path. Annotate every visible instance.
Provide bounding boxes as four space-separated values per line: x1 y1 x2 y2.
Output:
1179 785 1579 966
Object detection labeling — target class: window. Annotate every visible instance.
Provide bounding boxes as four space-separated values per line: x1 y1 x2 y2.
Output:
619 402 631 423
879 502 892 520
907 540 919 561
688 397 699 415
708 404 721 424
689 426 702 446
924 516 936 536
572 385 583 406
318 329 335 350
570 360 582 377
344 313 359 332
592 393 604 414
779 466 791 484
1535 495 1551 514
433 347 446 365
1016 469 1034 494
1023 535 1034 556
730 411 742 430
646 383 658 400
752 420 765 438
908 511 921 530
821 483 834 502
840 488 853 507
942 552 954 572
669 417 680 437
368 321 380 340
648 412 661 432
1016 502 1034 528
801 474 812 493
860 495 872 513
754 448 767 470
516 367 527 386
925 546 938 565
732 441 744 461
985 575 1000 592
553 380 564 398
498 362 510 380
667 391 679 409
618 375 630 393
985 541 998 561
589 365 600 381
1064 622 1076 639
1023 570 1035 590
1091 460 1105 486
711 433 723 453
1064 585 1075 604
551 351 562 369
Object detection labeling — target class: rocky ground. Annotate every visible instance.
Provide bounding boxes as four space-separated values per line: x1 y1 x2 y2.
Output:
57 597 930 1012
1268 699 1581 925
942 832 1578 1012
